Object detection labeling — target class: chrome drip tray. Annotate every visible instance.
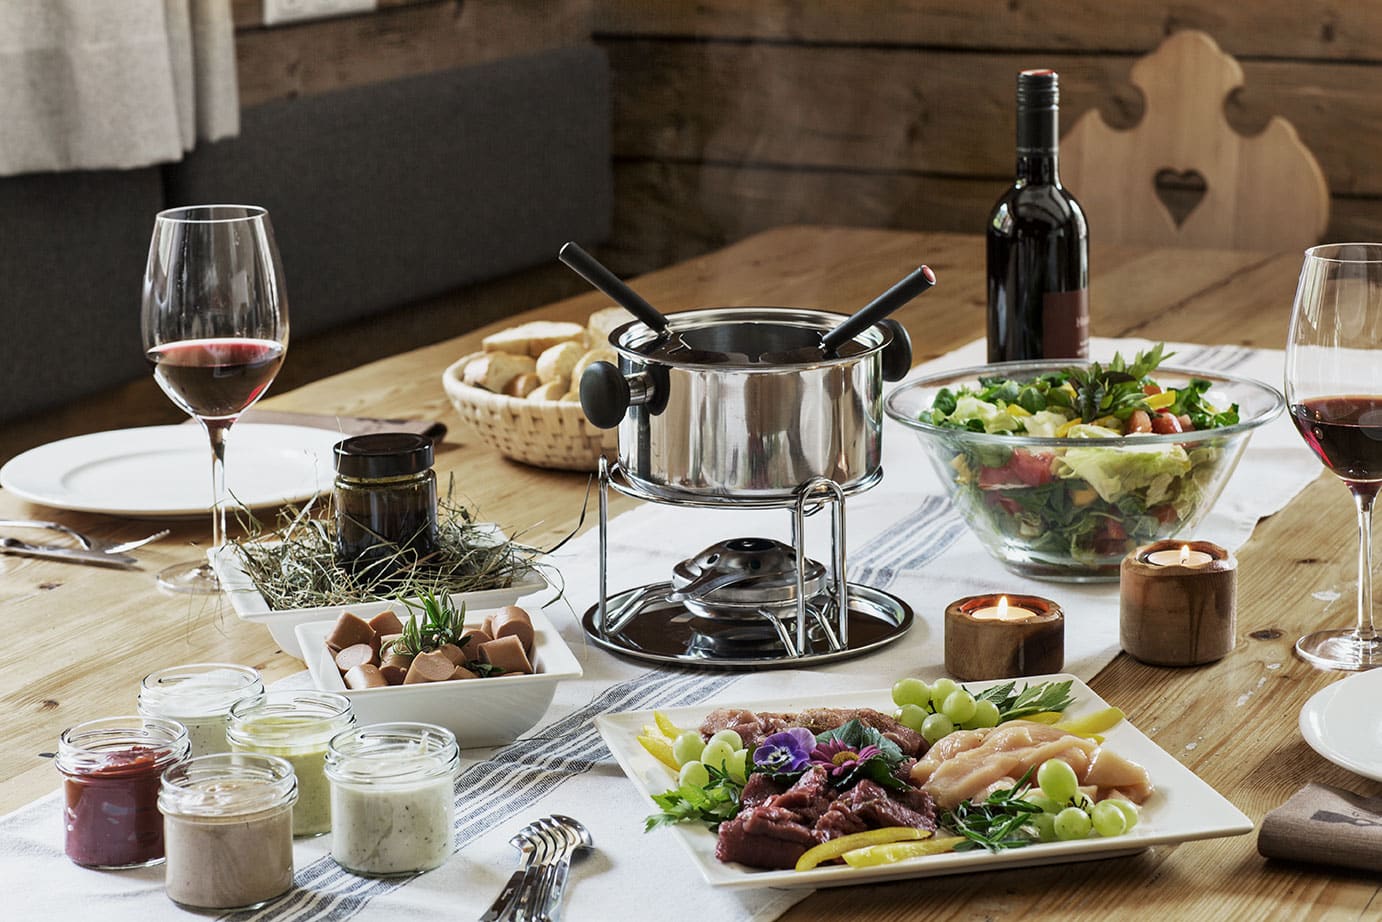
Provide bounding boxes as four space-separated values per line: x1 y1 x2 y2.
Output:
580 581 912 668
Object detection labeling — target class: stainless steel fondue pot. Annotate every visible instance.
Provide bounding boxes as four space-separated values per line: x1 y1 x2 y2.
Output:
579 307 913 503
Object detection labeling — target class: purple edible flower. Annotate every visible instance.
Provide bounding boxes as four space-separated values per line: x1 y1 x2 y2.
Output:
809 738 882 778
752 727 816 773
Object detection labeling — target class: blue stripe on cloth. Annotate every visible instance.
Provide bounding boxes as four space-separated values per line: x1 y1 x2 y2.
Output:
223 666 742 922
849 495 965 590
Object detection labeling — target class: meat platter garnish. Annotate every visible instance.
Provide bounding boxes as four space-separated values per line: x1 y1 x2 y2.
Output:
636 683 1153 871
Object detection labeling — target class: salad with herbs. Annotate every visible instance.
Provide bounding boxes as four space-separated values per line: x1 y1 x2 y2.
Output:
917 345 1241 565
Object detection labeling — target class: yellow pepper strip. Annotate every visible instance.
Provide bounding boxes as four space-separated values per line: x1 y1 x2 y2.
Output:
1021 711 1065 724
1055 706 1125 737
653 710 684 739
636 734 679 772
794 827 930 871
1145 390 1176 410
841 836 967 868
1006 403 1032 418
1070 487 1098 507
1055 417 1083 437
1091 415 1121 430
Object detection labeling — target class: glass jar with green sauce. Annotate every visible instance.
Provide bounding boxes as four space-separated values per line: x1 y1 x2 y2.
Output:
159 752 298 910
226 691 354 837
332 433 438 576
138 663 264 758
325 722 458 876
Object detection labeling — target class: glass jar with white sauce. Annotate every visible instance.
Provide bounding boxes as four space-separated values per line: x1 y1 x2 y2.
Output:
226 691 354 837
159 752 298 910
138 663 264 757
324 722 459 876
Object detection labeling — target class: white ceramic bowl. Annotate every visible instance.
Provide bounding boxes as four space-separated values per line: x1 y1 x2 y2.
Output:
294 605 582 748
211 533 547 658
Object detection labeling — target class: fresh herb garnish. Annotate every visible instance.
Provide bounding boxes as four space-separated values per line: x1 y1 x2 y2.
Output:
941 767 1043 852
644 763 743 832
809 719 908 791
392 591 468 656
1065 344 1171 425
973 680 1077 723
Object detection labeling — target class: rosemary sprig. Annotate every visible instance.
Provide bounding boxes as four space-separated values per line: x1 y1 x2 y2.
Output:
942 767 1042 852
973 680 1077 723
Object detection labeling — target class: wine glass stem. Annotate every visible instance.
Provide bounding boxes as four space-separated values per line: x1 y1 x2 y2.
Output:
205 421 230 553
1351 486 1379 643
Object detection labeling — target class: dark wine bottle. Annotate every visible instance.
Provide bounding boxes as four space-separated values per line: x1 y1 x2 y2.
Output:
986 69 1090 362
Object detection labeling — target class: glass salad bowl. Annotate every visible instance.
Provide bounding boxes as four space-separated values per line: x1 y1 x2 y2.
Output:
885 360 1284 581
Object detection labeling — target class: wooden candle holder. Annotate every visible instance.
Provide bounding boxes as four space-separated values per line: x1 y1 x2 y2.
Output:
1120 540 1236 666
944 595 1064 681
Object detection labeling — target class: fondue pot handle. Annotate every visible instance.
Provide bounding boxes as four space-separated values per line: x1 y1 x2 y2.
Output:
581 361 662 429
880 319 913 382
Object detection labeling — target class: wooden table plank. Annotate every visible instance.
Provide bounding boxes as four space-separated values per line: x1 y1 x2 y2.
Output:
1 226 1376 919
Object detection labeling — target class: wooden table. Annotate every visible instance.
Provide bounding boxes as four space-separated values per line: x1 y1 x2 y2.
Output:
2 227 1378 919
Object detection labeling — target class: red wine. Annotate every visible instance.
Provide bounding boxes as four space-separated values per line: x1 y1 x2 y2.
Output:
987 69 1089 362
147 338 284 420
1291 396 1382 483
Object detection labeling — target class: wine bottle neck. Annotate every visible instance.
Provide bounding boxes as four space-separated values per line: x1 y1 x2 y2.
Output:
1016 106 1060 183
1016 152 1060 184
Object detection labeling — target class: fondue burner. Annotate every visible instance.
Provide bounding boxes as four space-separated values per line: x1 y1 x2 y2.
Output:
581 459 912 668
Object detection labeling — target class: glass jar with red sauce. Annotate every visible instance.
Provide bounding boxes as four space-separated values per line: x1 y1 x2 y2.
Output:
56 716 190 868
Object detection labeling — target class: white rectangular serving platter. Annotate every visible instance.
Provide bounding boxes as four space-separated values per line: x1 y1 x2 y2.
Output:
595 674 1253 890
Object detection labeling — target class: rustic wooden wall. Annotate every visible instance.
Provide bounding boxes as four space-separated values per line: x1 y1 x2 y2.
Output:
230 1 1382 278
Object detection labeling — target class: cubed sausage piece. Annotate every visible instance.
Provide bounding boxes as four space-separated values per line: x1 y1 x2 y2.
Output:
367 610 403 636
482 613 497 638
479 635 533 675
334 643 378 674
404 650 456 684
325 612 376 653
461 625 493 648
437 642 467 665
344 664 389 689
491 607 535 655
450 665 479 681
379 654 412 686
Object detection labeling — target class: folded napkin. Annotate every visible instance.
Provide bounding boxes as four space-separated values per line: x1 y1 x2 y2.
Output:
200 409 447 443
1258 782 1382 873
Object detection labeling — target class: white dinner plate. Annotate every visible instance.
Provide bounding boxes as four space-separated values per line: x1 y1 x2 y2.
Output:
0 424 342 517
1299 669 1382 782
596 674 1253 890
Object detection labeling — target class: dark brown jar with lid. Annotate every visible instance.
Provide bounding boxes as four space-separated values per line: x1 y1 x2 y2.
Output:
333 433 439 574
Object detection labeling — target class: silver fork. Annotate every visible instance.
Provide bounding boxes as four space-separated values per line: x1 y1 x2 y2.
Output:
0 520 168 555
509 820 564 922
538 816 593 922
479 826 540 922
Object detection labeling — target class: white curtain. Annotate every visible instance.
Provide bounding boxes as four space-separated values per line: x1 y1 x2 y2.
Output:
0 0 239 176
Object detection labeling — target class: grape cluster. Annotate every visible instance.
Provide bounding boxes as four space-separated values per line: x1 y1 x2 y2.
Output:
1027 758 1138 841
672 729 748 787
890 677 1000 744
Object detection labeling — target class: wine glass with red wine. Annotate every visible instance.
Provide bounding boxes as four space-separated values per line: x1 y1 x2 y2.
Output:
1286 243 1382 670
141 205 288 593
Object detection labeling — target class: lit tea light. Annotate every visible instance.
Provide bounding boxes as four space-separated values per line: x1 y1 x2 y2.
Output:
945 594 1063 681
969 595 1040 622
1120 540 1236 666
1144 544 1215 568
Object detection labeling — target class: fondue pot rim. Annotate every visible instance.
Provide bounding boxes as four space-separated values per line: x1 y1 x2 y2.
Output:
607 305 891 371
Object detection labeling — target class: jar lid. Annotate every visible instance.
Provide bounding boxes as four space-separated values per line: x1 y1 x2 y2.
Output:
334 433 434 478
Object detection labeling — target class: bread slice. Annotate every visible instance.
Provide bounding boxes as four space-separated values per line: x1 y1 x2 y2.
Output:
483 321 584 357
463 352 537 393
587 306 636 348
527 380 567 402
502 372 541 398
536 341 584 388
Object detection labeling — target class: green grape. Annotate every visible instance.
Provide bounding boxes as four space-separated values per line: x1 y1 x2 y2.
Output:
897 703 928 732
707 729 743 751
700 739 734 772
726 748 748 784
920 713 955 745
1023 793 1063 815
1037 758 1079 804
671 730 705 767
1090 800 1128 837
1053 806 1092 840
1029 812 1057 842
970 699 1001 728
930 678 958 703
678 760 709 788
940 690 977 724
1108 798 1139 831
891 677 931 708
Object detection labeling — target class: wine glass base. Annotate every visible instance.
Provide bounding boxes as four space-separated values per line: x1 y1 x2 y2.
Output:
1295 629 1382 671
157 559 221 595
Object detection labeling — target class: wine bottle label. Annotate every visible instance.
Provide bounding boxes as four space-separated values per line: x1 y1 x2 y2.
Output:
1041 289 1089 359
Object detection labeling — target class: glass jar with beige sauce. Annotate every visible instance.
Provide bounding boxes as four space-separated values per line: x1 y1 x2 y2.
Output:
138 663 264 757
325 722 459 876
226 691 354 837
159 752 298 910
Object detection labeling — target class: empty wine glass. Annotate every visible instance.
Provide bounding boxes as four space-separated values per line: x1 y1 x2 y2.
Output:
1285 243 1382 670
141 205 289 593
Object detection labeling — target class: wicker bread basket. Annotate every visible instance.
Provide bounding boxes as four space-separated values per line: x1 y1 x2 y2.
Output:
442 357 617 471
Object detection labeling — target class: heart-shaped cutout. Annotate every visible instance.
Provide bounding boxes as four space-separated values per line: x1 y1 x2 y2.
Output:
1154 168 1208 228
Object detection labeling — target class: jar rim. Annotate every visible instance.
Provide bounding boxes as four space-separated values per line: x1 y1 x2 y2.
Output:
57 716 190 773
139 663 264 717
226 691 353 747
159 752 298 816
325 722 459 786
